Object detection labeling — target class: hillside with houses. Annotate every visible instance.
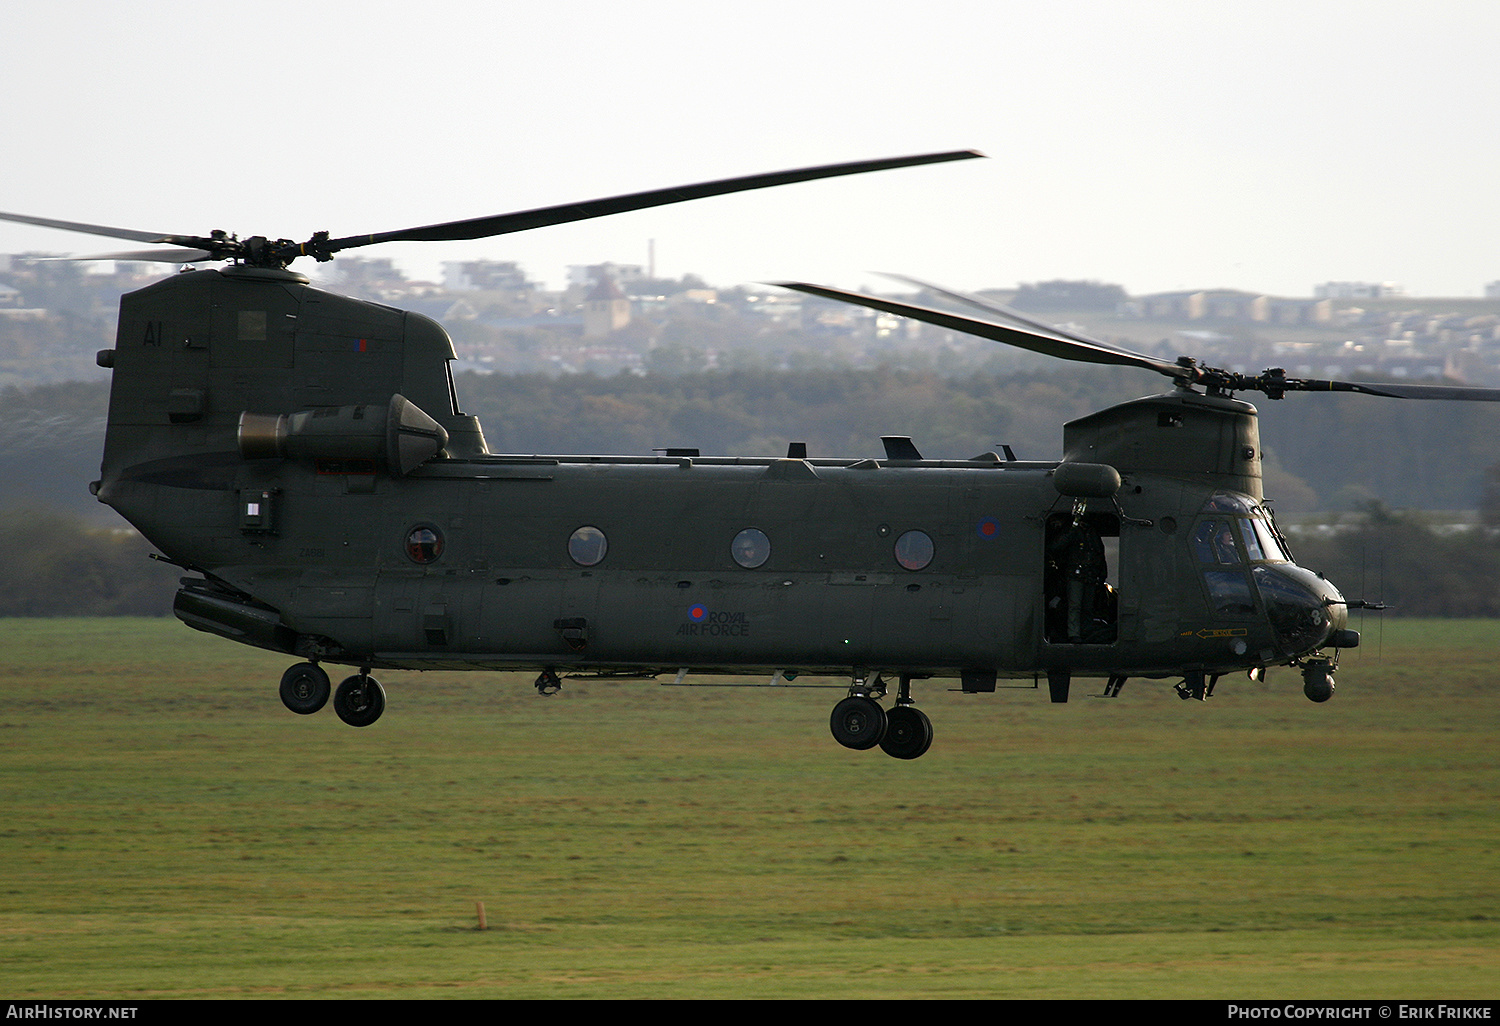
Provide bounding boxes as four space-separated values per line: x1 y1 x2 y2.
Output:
5 251 1500 387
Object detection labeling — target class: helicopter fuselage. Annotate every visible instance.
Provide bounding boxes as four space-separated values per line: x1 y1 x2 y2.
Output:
96 268 1350 702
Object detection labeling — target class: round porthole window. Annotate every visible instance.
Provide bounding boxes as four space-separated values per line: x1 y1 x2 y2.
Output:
731 527 771 568
568 525 608 566
894 529 934 571
405 524 444 564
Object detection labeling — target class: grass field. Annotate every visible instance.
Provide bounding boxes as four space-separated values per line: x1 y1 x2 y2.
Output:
1 618 1496 999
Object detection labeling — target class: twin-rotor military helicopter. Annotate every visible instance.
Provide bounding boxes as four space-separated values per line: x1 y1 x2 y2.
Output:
6 150 1496 759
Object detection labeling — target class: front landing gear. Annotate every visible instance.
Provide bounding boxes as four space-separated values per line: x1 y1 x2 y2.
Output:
278 662 385 726
829 675 934 759
1300 657 1335 703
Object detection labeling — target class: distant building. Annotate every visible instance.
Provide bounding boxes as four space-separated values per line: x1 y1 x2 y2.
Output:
1138 290 1268 321
1202 290 1270 322
1314 281 1405 300
327 257 419 301
1140 291 1206 319
1269 297 1333 325
1484 281 1500 300
737 291 804 324
568 262 647 290
582 274 631 338
443 260 534 292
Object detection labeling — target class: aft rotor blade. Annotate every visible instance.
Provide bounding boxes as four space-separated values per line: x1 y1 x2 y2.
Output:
0 210 179 245
43 247 216 264
773 280 1184 377
319 150 984 255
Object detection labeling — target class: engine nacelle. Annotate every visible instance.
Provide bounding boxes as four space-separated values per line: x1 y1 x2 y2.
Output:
1052 461 1122 498
238 394 449 476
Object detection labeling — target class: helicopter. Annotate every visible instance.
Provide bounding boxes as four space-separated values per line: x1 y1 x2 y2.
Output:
7 150 1498 761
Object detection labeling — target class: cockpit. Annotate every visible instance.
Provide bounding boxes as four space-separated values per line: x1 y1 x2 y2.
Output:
1189 492 1351 659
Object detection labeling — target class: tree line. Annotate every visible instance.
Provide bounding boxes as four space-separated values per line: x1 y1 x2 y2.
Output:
1285 503 1500 616
0 508 178 616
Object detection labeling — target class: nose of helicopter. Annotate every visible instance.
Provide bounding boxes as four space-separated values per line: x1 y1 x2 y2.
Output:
1252 564 1354 658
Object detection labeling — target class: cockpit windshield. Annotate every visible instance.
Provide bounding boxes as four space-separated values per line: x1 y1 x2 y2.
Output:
1246 516 1287 561
1198 493 1289 563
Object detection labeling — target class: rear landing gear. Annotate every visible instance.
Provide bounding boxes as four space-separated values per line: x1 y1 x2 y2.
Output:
278 662 384 726
279 662 330 715
830 696 886 750
879 705 933 760
334 672 386 727
830 675 933 759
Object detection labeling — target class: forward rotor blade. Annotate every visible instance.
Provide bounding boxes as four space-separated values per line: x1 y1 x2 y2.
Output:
772 280 1184 377
778 276 1500 404
1283 378 1500 402
319 150 984 256
0 210 178 246
878 272 1184 376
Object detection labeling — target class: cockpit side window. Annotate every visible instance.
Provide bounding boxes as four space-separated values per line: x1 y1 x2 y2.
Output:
1191 519 1240 564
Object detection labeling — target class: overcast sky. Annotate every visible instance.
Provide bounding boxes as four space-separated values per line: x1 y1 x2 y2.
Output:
4 1 1498 297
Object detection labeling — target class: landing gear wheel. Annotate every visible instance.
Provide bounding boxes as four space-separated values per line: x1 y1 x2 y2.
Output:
1302 673 1335 703
879 705 933 760
279 662 330 715
1301 659 1335 703
334 674 386 727
830 696 886 751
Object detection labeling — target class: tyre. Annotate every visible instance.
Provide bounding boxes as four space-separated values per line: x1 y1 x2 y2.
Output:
879 705 934 760
279 663 330 715
830 696 887 750
333 675 386 727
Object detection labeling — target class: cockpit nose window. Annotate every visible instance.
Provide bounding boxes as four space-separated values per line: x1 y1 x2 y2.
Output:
1204 570 1256 616
1254 566 1332 652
